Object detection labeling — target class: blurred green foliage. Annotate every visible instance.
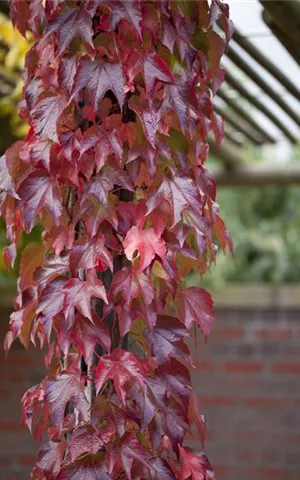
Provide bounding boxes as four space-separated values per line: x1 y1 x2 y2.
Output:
203 184 300 287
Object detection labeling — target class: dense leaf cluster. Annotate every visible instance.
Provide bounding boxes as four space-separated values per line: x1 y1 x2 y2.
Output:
1 1 232 479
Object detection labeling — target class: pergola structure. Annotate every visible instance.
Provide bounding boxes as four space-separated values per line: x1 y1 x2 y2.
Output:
0 0 299 186
212 0 300 186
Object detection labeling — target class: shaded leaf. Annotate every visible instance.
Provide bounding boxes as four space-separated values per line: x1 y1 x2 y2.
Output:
176 287 215 338
45 372 89 432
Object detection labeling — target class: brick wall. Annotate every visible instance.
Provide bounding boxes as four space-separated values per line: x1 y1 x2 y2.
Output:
1 303 300 480
190 307 300 480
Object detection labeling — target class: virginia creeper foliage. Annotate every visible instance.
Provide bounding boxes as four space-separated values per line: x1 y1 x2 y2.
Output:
2 1 233 479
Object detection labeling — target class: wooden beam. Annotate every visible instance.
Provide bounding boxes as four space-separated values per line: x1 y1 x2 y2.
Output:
217 89 276 144
232 27 300 102
223 130 244 147
227 45 300 127
209 139 249 171
224 70 298 143
262 10 300 67
260 0 300 44
214 164 300 187
214 104 264 145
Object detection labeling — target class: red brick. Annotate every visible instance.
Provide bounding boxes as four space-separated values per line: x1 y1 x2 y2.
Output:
0 388 10 399
256 328 293 341
222 361 263 373
258 467 287 480
20 454 36 466
272 363 300 374
193 360 215 372
0 421 22 431
213 326 244 339
200 395 237 407
245 397 289 408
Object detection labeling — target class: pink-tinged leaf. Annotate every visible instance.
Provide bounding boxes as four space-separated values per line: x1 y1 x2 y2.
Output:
179 446 214 480
20 136 52 171
3 244 17 270
109 267 154 307
144 315 190 366
106 266 155 336
107 432 149 480
9 290 37 349
34 252 70 286
79 126 123 172
0 154 20 200
58 55 79 95
63 270 107 322
129 96 166 149
124 225 166 272
211 110 224 147
72 59 125 110
163 79 198 135
45 6 94 56
70 312 111 362
19 242 46 291
126 51 174 93
82 164 133 206
208 30 225 81
37 278 67 340
150 458 176 480
45 372 89 432
36 440 65 476
176 287 215 339
147 171 203 227
68 425 103 461
95 349 148 403
57 454 111 480
188 391 206 447
214 213 234 254
31 93 67 143
95 0 142 37
18 170 63 232
10 0 30 36
70 235 113 276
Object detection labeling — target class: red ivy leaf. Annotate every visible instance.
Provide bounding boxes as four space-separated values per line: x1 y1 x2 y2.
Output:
36 440 65 476
19 242 46 291
64 270 108 322
10 0 30 36
45 372 89 432
57 454 111 480
103 0 142 36
72 59 125 110
179 446 213 480
126 51 174 93
70 235 113 276
124 225 166 272
144 315 191 366
45 6 94 56
71 311 111 362
18 170 63 232
95 349 148 403
147 171 203 227
31 93 67 143
82 163 133 206
176 287 215 339
68 425 103 461
107 432 149 480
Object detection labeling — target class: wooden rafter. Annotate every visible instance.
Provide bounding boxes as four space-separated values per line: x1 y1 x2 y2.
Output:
224 70 298 143
227 45 300 127
232 27 300 102
217 89 276 144
214 164 300 187
214 104 264 145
